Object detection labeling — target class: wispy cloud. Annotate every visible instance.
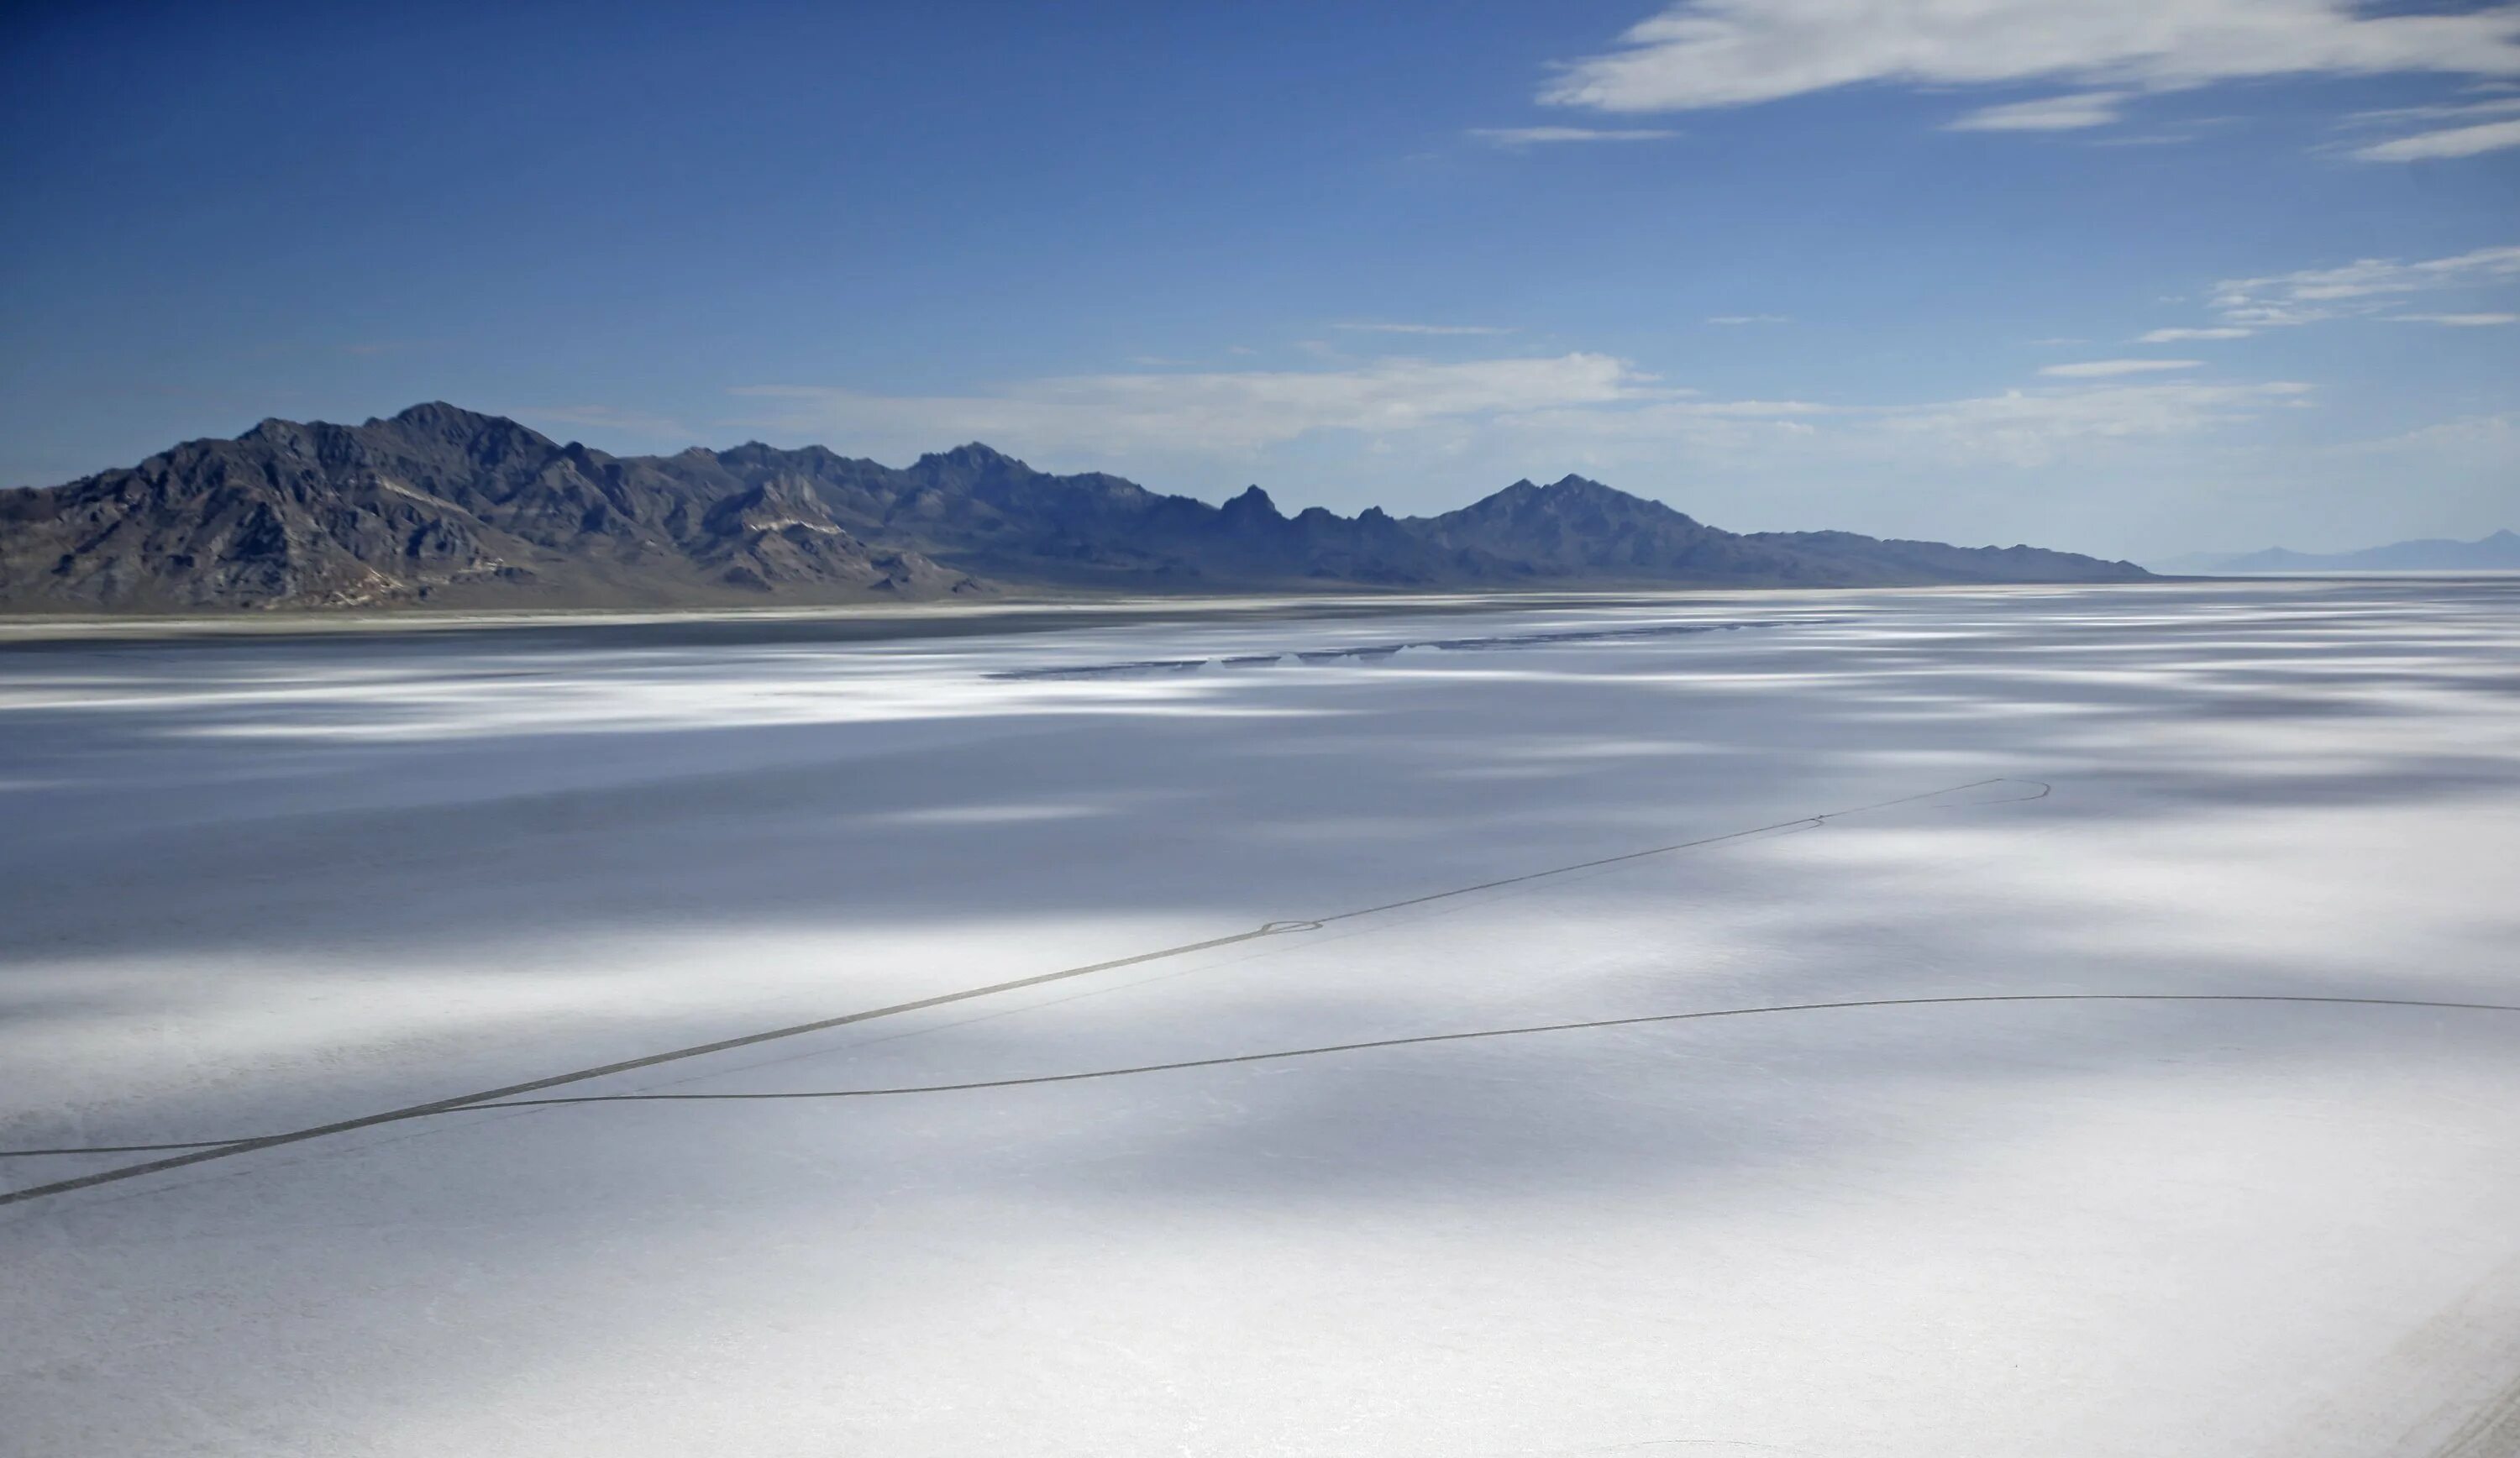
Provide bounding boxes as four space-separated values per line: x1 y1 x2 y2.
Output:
1469 126 1679 147
2344 96 2520 127
2348 117 2520 161
2138 327 2254 342
731 350 2315 482
517 404 691 439
2038 359 2202 378
1532 0 2520 161
1706 313 1791 325
1495 378 2314 474
1538 0 2520 118
2211 244 2520 326
2328 411 2518 466
1856 380 2313 466
2388 312 2517 326
1947 91 2129 132
1333 322 1516 336
732 354 1674 456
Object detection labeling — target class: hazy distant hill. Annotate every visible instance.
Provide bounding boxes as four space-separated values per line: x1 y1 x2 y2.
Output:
2161 530 2520 575
0 402 2150 611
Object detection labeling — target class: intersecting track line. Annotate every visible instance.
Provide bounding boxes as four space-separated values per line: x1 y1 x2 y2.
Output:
12 992 2517 1160
360 994 2520 1104
0 776 2041 1205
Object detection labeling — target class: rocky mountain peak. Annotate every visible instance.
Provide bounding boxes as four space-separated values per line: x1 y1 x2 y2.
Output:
0 401 2152 611
1221 485 1283 521
920 442 1021 471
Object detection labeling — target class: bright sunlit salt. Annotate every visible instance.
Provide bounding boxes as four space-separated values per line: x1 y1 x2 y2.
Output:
3 580 2517 1458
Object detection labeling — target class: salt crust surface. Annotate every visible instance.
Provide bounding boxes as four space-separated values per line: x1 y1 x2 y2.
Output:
3 579 2517 1457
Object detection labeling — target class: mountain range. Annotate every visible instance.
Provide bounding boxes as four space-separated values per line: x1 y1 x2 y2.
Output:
0 402 2150 611
2158 531 2520 575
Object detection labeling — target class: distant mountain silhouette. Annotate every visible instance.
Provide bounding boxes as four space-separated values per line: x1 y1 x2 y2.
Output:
0 402 2150 611
2166 530 2520 574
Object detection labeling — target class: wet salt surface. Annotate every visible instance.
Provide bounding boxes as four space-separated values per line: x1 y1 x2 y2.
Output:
2 579 2517 1458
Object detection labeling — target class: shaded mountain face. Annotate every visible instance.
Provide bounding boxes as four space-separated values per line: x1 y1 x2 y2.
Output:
0 403 2150 611
0 404 979 611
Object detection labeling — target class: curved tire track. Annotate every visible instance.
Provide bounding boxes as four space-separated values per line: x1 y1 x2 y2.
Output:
1 777 2037 1205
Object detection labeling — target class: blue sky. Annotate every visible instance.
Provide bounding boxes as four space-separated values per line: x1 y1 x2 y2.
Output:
3 0 2516 559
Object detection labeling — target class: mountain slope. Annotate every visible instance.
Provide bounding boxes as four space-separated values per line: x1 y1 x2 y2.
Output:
0 403 2150 611
2187 531 2520 574
0 404 976 610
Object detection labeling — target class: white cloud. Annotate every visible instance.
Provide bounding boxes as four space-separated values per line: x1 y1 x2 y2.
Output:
1707 313 1792 324
2388 312 2518 326
2349 117 2520 160
2038 359 2203 377
2210 244 2520 325
1468 126 1680 147
1540 1 2520 115
2138 327 2255 342
1333 322 1516 336
1948 90 2130 131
